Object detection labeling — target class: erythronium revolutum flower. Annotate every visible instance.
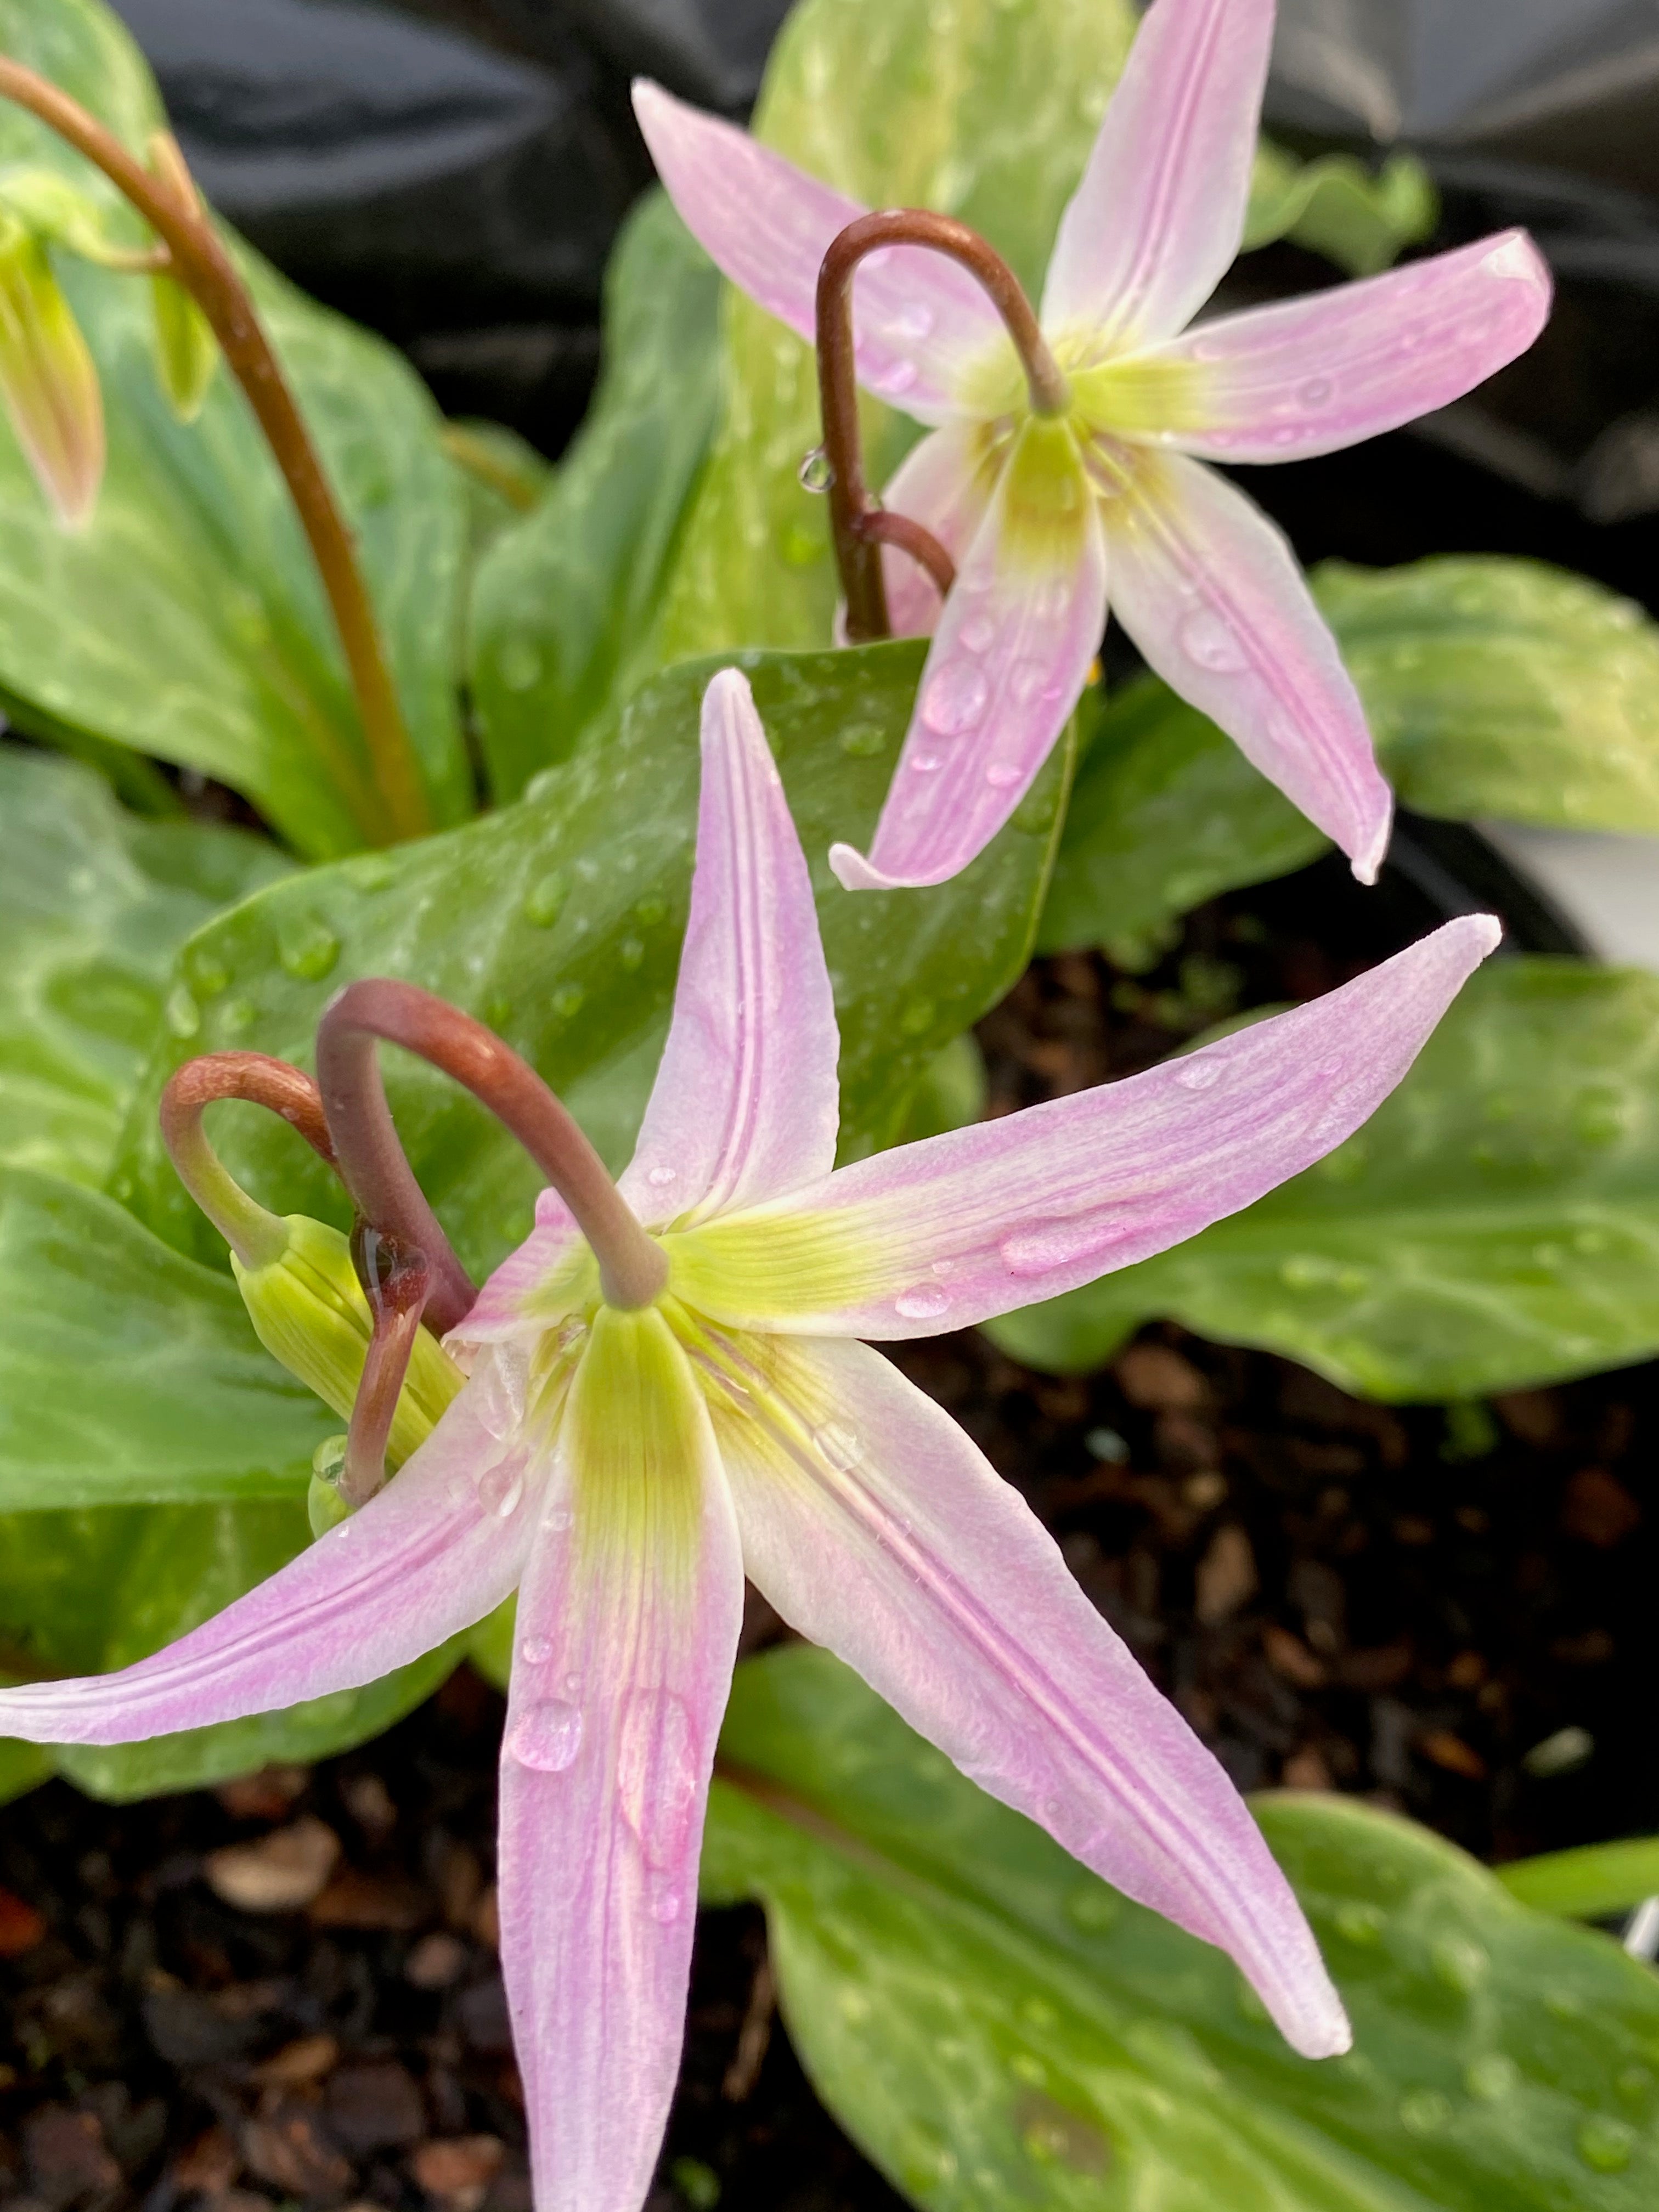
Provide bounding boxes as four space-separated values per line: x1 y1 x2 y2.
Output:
0 670 1499 2211
633 0 1552 891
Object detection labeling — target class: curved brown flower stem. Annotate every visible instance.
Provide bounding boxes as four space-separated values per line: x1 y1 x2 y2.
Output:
160 1051 338 1268
0 60 431 845
341 1225 431 1508
816 208 1068 642
316 979 668 1316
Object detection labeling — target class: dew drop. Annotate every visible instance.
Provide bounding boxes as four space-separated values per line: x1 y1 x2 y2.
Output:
496 636 543 693
650 1883 684 1925
960 614 996 653
1008 657 1048 704
909 752 944 775
618 935 645 972
985 761 1023 788
551 984 584 1020
1577 2117 1634 2174
814 1423 863 1471
1064 1884 1120 1933
165 983 200 1040
1398 2089 1451 2137
1172 1057 1222 1091
838 720 885 758
894 1285 951 1321
1463 2053 1517 2102
1178 608 1249 673
477 1463 524 1517
507 1699 583 1772
892 301 935 340
1334 1901 1385 1945
544 1504 573 1533
276 916 341 982
647 1165 678 1188
521 1637 555 1666
618 1690 699 1869
1300 376 1334 406
879 359 918 397
921 661 989 735
1431 1933 1487 1995
798 445 834 493
522 872 567 928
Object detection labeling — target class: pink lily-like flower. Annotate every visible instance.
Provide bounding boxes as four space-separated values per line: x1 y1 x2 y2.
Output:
0 669 1498 2211
634 0 1551 890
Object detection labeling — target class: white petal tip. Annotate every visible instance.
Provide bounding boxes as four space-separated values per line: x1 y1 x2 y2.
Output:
1460 912 1505 961
1346 799 1393 887
1293 2002 1355 2062
828 840 891 893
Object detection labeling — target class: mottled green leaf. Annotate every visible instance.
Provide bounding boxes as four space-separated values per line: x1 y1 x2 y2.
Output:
653 0 1142 663
468 193 722 801
0 743 290 1186
705 1646 1659 2210
1499 1838 1659 1925
0 1499 459 1799
989 961 1659 1399
0 0 472 855
115 644 1071 1281
0 1165 331 1508
1042 560 1659 957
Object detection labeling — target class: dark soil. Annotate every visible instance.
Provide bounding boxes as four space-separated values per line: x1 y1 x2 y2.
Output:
3 862 1655 2212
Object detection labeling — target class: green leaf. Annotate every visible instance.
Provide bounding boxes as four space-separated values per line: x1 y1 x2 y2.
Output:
706 1645 1659 2210
0 1498 459 1800
468 193 723 801
653 0 1142 664
0 1165 331 1508
1245 144 1439 276
1499 1839 1659 1924
1041 558 1659 956
989 960 1659 1399
0 743 291 1187
114 644 1073 1280
0 0 473 855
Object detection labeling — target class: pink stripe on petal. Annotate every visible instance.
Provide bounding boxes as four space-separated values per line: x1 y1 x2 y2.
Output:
631 80 1006 425
875 421 1000 639
499 1313 743 2212
671 917 1498 1338
717 1335 1350 2059
622 669 840 1226
0 1348 537 1746
1104 451 1393 878
1144 232 1552 464
831 428 1106 893
1041 0 1274 349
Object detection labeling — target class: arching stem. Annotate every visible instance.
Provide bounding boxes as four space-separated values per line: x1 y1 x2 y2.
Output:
315 980 667 1316
0 59 431 845
816 208 1069 644
341 1225 432 1509
160 1052 338 1268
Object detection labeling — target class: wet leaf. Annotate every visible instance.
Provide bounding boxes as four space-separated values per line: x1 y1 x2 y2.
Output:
0 1166 331 1508
0 0 472 855
990 961 1659 1399
0 1498 459 1800
706 1645 1659 2210
468 193 722 801
0 744 291 1187
115 644 1072 1280
1042 559 1659 956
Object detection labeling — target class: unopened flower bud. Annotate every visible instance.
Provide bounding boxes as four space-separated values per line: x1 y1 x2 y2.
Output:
0 210 104 527
233 1212 463 1469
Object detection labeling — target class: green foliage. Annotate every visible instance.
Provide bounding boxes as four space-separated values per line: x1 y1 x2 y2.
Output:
990 961 1659 1399
1246 144 1439 275
1042 559 1659 956
0 0 472 855
706 1646 1659 2209
1500 1838 1659 1925
469 194 723 800
0 1499 459 1799
0 1165 331 1509
116 644 1072 1281
0 744 290 1187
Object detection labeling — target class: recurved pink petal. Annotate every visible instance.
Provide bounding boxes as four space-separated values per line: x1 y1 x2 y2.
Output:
874 420 1001 638
665 917 1498 1338
1103 449 1393 878
450 1189 579 1346
830 421 1105 892
623 668 841 1225
498 1306 743 2212
0 1348 536 1746
1140 231 1553 464
1040 0 1274 352
714 1333 1349 2058
631 80 1008 424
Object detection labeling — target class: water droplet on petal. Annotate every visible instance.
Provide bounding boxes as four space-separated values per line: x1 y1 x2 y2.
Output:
618 1690 700 1869
507 1698 583 1772
878 359 918 397
961 614 995 653
909 752 944 775
891 302 934 340
1300 376 1333 406
1178 609 1249 673
895 1285 951 1321
1172 1057 1222 1091
985 761 1023 789
798 445 834 493
650 1883 684 1925
521 1636 555 1665
1008 658 1047 706
922 662 989 735
647 1165 678 1188
544 1504 573 1532
477 1463 523 1517
814 1423 863 1471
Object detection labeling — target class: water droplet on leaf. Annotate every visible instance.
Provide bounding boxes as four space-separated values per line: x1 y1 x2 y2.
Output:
277 916 341 982
798 445 833 493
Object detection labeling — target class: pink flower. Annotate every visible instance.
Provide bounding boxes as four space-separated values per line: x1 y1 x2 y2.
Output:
0 669 1500 2211
634 0 1551 889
